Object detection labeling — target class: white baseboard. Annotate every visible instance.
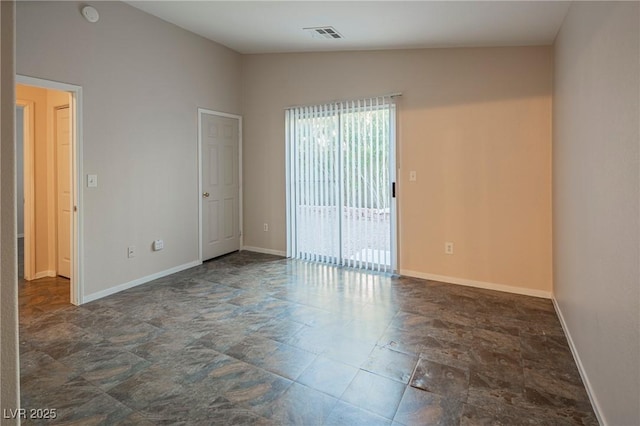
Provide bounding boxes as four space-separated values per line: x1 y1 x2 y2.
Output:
241 246 286 257
82 260 201 304
399 269 552 299
552 297 605 425
32 270 56 280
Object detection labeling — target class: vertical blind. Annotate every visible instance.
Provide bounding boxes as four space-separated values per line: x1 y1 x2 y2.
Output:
285 95 396 273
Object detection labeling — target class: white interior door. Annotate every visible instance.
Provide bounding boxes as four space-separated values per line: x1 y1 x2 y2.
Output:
55 106 71 278
200 111 241 261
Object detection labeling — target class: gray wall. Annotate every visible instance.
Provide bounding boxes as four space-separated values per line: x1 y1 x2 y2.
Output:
1 0 20 421
553 2 639 425
16 1 242 298
16 106 23 236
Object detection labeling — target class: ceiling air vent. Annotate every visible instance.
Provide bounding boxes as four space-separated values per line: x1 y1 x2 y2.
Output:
303 26 343 40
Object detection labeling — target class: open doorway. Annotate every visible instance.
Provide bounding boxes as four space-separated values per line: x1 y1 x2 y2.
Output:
16 76 83 306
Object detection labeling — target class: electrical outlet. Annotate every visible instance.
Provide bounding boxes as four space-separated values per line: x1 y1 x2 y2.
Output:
263 223 269 232
445 242 454 255
127 246 136 258
153 240 164 251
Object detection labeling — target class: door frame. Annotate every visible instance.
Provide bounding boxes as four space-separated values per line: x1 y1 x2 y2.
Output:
15 100 35 281
390 103 398 273
197 108 243 262
54 104 71 278
17 75 84 305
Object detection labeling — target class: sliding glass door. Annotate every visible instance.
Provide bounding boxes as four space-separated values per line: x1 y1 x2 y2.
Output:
286 96 396 273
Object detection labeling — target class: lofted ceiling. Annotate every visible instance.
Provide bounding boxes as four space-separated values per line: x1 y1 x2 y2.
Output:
125 1 571 54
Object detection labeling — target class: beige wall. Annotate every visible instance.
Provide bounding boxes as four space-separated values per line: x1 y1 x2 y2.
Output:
1 0 20 421
16 1 242 299
242 46 552 295
553 2 639 425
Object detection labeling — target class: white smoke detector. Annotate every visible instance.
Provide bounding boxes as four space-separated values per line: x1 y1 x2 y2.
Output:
81 5 99 23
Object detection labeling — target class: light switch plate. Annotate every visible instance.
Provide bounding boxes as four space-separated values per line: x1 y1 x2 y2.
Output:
87 174 98 188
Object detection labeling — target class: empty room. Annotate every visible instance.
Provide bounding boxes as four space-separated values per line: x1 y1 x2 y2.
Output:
0 1 638 425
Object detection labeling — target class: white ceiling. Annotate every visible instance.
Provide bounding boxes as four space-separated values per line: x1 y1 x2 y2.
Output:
125 1 571 54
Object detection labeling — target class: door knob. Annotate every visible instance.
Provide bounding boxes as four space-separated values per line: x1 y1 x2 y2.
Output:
203 192 210 198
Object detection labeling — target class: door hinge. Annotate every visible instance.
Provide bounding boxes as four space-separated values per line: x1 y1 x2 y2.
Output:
392 182 396 198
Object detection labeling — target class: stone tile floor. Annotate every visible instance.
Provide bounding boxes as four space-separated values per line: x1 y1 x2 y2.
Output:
18 251 598 425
